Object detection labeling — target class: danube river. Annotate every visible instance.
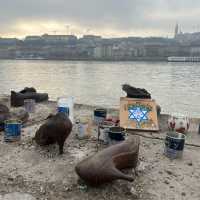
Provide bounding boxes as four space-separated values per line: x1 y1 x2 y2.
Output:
0 59 199 117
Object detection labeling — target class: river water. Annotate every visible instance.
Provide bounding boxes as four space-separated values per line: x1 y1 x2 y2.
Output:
0 59 199 117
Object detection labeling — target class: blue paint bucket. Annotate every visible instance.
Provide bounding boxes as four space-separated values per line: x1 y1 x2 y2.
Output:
57 106 69 116
4 120 22 142
94 109 107 125
164 131 185 159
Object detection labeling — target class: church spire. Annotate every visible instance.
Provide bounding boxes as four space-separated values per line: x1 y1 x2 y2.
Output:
174 23 179 38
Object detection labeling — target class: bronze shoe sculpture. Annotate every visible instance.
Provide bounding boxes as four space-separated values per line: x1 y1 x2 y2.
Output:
11 87 48 107
75 136 140 186
34 112 72 154
122 84 151 99
19 87 37 94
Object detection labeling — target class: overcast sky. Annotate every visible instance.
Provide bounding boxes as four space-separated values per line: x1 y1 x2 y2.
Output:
0 0 200 38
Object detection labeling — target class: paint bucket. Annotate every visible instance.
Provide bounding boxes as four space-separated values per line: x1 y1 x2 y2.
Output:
57 97 74 123
99 121 115 144
94 108 107 125
4 120 22 142
164 131 185 159
76 118 92 139
108 127 125 143
57 106 69 116
24 99 35 113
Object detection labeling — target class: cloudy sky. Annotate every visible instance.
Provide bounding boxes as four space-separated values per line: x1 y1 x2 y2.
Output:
0 0 200 38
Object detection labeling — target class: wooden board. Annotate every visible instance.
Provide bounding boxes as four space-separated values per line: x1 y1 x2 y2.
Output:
120 97 159 131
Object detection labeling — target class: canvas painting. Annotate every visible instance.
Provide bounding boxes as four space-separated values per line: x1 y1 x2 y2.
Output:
120 97 159 131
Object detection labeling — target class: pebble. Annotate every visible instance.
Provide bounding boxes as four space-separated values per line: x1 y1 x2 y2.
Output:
40 186 46 194
164 180 170 185
130 187 138 198
1 192 36 200
165 169 173 175
181 192 186 196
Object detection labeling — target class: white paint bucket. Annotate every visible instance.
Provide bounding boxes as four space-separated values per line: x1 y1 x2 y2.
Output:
76 118 91 139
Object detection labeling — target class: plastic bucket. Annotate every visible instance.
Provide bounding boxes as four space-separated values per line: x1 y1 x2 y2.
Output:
76 117 91 139
57 106 69 116
57 97 74 123
4 120 22 142
164 131 185 159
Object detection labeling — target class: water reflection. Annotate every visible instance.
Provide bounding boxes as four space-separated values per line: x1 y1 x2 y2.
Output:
0 60 199 117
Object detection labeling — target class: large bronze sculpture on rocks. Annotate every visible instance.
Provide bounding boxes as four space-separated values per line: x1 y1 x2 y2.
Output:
75 136 140 186
34 112 72 154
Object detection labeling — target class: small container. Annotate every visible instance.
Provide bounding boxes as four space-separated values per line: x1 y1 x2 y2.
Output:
99 121 115 144
108 127 125 141
4 120 22 142
24 99 35 113
94 108 107 125
57 97 74 123
76 118 91 139
164 131 185 159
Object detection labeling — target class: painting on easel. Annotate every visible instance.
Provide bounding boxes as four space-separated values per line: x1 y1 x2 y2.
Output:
120 97 159 131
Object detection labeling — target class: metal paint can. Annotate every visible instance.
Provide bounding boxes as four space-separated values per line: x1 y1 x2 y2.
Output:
108 127 125 145
24 99 35 113
4 120 22 142
94 108 107 125
99 121 115 144
164 131 185 159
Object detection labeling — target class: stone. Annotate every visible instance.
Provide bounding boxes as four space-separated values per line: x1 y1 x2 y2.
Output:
1 192 36 200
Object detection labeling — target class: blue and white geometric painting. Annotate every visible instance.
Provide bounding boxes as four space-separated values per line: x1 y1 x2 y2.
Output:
129 106 149 123
120 97 159 131
128 104 152 129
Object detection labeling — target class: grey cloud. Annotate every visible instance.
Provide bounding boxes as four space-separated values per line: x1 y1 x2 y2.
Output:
0 0 199 37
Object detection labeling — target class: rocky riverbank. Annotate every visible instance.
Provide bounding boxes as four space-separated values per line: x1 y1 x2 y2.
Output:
0 99 200 200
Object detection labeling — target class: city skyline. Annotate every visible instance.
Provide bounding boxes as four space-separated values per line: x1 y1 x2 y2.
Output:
1 0 200 38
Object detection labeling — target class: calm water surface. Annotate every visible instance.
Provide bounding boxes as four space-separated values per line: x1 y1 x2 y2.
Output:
0 60 199 117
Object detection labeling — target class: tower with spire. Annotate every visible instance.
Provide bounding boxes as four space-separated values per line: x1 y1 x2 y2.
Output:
174 23 179 38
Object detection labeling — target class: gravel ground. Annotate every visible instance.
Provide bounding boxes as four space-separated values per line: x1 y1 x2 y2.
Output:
0 99 200 200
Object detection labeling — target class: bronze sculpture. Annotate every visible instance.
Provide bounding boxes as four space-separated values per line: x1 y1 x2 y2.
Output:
75 136 140 186
11 87 48 107
34 112 72 154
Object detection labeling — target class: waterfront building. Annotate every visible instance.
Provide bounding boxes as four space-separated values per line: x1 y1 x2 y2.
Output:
41 34 77 45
